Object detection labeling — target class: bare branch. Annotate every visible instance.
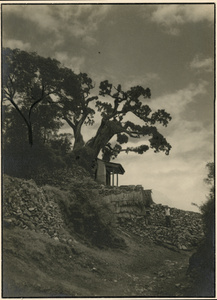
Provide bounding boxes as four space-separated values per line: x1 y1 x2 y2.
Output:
8 97 30 131
86 96 98 105
29 85 45 120
63 115 76 130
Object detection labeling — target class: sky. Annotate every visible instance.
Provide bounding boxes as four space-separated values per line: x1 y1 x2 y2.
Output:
2 2 215 212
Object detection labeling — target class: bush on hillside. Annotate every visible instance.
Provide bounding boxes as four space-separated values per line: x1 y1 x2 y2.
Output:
3 141 67 180
44 183 125 249
65 188 125 248
187 163 215 296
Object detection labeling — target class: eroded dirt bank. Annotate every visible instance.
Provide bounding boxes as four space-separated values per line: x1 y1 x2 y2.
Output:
3 226 194 297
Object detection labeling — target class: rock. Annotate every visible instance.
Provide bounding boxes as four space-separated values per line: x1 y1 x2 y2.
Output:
24 210 31 217
118 203 203 250
28 207 35 211
3 173 204 252
92 267 97 272
4 218 13 223
3 175 68 242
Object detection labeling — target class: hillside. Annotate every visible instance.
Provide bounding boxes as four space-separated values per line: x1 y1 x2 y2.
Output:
2 167 210 297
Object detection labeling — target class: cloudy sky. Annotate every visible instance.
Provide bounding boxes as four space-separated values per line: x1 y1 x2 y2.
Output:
2 2 214 211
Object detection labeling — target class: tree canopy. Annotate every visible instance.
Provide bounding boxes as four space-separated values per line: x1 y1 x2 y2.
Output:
201 162 214 238
3 48 65 145
3 48 172 176
188 162 215 296
86 80 172 161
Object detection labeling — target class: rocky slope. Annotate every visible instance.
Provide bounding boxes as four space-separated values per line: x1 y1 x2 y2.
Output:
118 204 204 251
3 172 204 251
3 169 211 297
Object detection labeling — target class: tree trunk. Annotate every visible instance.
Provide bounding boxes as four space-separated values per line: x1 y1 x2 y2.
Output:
73 123 85 152
64 115 87 151
86 119 120 158
28 123 33 146
73 119 123 175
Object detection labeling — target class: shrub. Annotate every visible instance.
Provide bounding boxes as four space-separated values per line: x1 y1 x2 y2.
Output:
44 182 125 248
187 163 215 296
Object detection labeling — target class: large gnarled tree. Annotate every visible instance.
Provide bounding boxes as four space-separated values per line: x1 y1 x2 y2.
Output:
94 81 171 157
70 80 172 165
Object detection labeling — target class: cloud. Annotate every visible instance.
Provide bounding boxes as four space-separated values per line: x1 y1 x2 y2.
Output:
169 121 213 162
149 81 213 158
151 4 214 35
82 36 97 46
4 5 58 33
149 81 208 117
3 5 111 46
190 55 213 73
115 81 213 211
4 39 31 51
123 73 160 90
117 140 211 211
54 51 85 73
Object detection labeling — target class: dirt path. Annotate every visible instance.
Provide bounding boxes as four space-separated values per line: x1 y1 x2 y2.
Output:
3 227 194 297
92 230 194 297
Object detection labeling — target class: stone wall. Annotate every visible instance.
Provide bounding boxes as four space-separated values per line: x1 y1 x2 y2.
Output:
98 185 153 219
118 203 204 250
3 174 204 251
3 175 73 244
96 185 204 251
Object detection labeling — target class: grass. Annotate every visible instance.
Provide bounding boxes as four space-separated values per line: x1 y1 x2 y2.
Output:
3 225 194 297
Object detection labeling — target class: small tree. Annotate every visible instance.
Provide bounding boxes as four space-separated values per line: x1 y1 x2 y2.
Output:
188 162 215 296
201 162 214 247
55 71 98 152
3 48 65 146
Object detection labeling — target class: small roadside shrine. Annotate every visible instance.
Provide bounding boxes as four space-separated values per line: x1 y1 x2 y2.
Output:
96 159 125 186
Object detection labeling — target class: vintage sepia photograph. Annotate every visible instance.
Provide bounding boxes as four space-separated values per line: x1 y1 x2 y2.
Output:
2 1 215 298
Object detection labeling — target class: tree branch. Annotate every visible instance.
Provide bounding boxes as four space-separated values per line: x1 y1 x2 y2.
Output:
29 85 45 120
63 115 76 130
86 95 98 105
7 76 16 99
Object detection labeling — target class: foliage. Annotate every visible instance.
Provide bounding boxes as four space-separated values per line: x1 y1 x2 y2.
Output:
3 48 63 145
86 80 172 162
3 48 172 178
48 133 73 157
3 140 67 180
188 162 215 296
3 109 72 179
55 71 98 151
52 183 124 248
200 162 214 243
3 48 81 178
204 162 214 185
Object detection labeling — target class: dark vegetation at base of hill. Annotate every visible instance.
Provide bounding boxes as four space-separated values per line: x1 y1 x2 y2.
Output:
57 186 125 248
186 201 215 296
187 240 215 296
187 163 215 297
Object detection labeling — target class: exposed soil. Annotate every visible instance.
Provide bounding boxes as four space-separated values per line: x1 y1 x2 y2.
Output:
3 226 196 298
